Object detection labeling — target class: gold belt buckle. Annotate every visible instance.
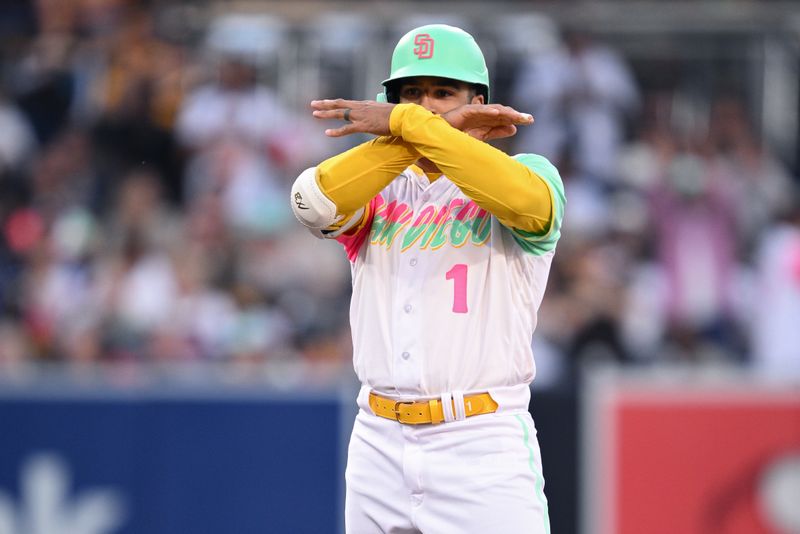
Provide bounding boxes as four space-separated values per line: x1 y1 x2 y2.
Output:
393 401 416 422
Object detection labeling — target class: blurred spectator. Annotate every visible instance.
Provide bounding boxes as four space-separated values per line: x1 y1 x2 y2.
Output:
176 16 294 237
93 230 177 360
29 128 98 220
86 6 188 205
102 169 181 256
90 170 180 360
648 142 743 361
0 91 37 174
617 93 678 192
17 213 95 360
11 24 76 144
708 96 796 252
226 282 292 364
92 7 186 130
512 27 639 184
540 237 631 378
751 198 800 379
535 153 632 381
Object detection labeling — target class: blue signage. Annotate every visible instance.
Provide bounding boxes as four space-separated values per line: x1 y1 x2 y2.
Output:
0 389 342 534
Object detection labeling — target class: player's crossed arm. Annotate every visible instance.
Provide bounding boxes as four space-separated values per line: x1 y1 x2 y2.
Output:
310 99 532 141
311 100 553 236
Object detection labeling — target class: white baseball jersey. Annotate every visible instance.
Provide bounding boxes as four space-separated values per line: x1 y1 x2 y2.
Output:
332 154 565 397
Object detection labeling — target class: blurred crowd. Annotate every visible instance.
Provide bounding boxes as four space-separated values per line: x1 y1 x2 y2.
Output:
512 29 800 384
0 0 798 386
0 0 351 384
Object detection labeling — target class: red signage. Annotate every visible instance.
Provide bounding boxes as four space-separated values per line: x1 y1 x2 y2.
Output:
587 381 800 534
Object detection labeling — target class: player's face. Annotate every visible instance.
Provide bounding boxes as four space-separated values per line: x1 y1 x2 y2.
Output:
398 77 483 114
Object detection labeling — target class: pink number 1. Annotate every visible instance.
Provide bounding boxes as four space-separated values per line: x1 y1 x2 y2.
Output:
445 264 468 314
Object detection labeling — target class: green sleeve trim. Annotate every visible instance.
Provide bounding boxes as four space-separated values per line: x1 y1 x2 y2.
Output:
508 154 565 255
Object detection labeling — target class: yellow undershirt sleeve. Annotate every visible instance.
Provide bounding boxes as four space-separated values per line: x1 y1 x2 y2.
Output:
388 103 553 234
317 135 419 216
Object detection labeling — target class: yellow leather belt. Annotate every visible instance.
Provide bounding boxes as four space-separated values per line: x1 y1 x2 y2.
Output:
369 391 499 425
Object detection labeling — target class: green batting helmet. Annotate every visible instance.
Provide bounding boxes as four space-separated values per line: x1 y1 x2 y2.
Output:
381 24 490 104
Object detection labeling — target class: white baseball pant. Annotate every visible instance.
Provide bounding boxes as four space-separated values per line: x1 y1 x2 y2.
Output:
345 388 550 533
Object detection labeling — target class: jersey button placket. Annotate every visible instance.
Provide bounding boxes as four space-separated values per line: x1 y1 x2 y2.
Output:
398 302 414 364
392 183 431 394
393 254 425 393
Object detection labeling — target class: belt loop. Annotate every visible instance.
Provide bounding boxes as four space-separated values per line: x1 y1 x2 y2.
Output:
440 392 455 423
452 391 466 421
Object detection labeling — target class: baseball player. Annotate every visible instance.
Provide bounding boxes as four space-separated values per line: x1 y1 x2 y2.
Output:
291 24 565 533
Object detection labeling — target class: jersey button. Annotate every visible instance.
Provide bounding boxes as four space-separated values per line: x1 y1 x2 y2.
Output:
404 304 413 313
409 258 417 266
401 351 410 360
421 193 430 202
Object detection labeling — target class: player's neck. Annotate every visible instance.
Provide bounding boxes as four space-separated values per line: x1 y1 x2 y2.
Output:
415 158 442 180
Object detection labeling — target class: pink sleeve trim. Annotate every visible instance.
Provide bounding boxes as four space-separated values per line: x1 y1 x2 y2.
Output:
337 195 383 262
